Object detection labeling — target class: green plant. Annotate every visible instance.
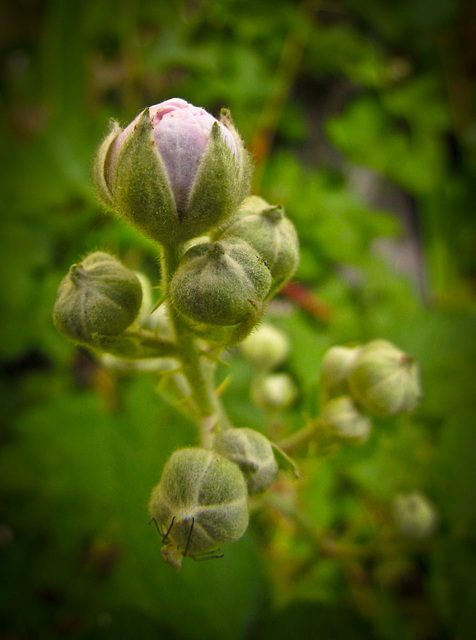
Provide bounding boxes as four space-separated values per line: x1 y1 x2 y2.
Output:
53 97 424 573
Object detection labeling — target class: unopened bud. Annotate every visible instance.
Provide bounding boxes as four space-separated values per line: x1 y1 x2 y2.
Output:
392 492 438 538
320 395 372 442
149 448 249 570
170 240 271 326
348 340 422 417
93 98 250 245
53 251 142 344
320 345 362 400
213 428 278 494
216 196 299 296
251 373 297 410
239 324 289 370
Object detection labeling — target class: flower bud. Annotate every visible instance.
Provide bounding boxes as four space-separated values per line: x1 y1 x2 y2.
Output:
251 373 297 410
93 98 250 245
348 340 421 417
53 251 142 344
149 448 249 570
392 492 438 538
239 324 289 370
320 396 372 442
216 195 299 296
320 345 362 400
170 240 271 326
213 428 278 494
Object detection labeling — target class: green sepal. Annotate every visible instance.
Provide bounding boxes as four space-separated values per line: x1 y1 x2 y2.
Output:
92 120 121 209
220 109 252 204
270 442 300 479
111 108 178 245
183 298 265 347
178 122 245 242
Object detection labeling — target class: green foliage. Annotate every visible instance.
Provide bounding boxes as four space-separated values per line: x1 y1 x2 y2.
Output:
1 0 476 638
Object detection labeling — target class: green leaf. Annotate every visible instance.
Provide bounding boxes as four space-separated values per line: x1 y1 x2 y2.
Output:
271 442 300 478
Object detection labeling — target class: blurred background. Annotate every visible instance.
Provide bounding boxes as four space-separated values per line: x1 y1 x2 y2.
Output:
1 0 476 638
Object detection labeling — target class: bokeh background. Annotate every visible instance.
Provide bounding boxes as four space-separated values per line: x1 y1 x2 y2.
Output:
1 0 476 639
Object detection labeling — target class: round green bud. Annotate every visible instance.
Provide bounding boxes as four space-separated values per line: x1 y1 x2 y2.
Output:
348 340 422 417
216 195 299 296
239 324 289 370
251 373 297 410
320 345 362 400
320 395 372 442
392 492 438 538
149 448 249 569
53 251 142 344
213 428 278 494
170 240 271 326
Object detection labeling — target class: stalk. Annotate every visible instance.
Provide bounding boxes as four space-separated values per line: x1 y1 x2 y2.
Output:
160 243 231 445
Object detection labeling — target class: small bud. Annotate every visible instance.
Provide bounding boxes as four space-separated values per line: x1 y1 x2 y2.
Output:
213 428 278 494
53 251 142 344
93 98 250 245
239 324 289 370
170 240 271 326
348 340 422 417
320 396 372 442
216 195 299 296
392 492 438 538
149 448 249 570
320 345 362 400
251 373 297 410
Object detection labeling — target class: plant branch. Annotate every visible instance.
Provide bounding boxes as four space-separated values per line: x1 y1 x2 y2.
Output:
160 242 232 444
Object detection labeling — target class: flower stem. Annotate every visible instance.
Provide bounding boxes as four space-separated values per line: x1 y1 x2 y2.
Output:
160 243 230 444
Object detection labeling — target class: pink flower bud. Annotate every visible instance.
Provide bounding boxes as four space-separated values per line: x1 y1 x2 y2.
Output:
107 98 238 213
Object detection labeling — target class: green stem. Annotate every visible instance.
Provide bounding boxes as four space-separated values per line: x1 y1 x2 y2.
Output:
93 330 178 359
278 419 320 454
160 243 231 445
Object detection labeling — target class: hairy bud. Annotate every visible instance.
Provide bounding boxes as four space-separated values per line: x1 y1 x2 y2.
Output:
149 448 249 570
53 251 142 344
170 240 271 326
93 98 250 245
392 492 438 538
239 324 289 370
320 395 372 442
215 195 299 296
213 428 278 494
320 345 362 400
348 340 421 417
251 373 297 410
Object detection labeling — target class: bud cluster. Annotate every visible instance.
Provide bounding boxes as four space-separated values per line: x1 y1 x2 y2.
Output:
148 434 290 569
53 96 427 572
239 323 297 411
312 340 421 446
167 196 299 342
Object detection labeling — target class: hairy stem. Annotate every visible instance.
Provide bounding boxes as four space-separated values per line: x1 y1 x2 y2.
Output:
160 243 231 445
